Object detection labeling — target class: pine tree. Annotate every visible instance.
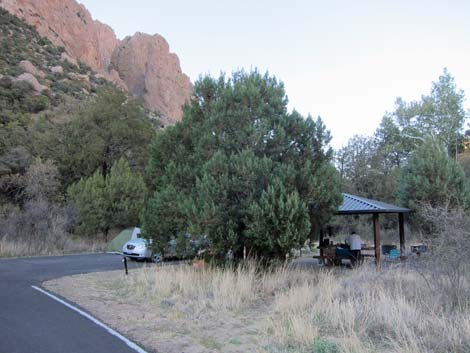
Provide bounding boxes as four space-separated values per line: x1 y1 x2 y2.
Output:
143 70 342 261
67 171 107 238
400 137 469 211
106 159 146 229
68 159 146 241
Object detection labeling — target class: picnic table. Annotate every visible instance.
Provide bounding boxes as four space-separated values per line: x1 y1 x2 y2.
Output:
313 244 375 266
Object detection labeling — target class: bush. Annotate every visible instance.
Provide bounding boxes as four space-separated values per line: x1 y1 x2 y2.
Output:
311 338 338 353
24 158 61 202
0 200 72 254
10 80 33 99
412 205 470 311
247 178 311 259
0 75 12 88
25 94 49 113
37 37 49 46
51 79 82 95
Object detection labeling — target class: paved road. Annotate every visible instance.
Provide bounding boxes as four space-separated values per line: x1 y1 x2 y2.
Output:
0 253 149 353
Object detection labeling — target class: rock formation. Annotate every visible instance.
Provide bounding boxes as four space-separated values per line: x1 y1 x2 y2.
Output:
111 33 193 124
19 60 46 78
50 66 64 74
14 73 48 92
0 0 192 122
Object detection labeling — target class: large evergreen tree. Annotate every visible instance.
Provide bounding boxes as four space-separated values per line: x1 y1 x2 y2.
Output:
399 137 469 211
142 70 341 261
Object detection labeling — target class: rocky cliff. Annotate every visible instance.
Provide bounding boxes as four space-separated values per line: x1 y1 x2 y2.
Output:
111 33 192 125
0 0 192 123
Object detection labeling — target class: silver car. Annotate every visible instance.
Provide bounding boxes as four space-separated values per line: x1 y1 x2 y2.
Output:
122 238 161 262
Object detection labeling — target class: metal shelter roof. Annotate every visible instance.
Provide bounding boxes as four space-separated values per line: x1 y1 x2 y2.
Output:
338 193 410 215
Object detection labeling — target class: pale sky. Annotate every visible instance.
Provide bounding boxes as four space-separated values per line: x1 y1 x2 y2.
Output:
80 0 470 149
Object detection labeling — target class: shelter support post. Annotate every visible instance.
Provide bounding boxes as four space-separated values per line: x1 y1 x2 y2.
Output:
399 213 405 255
319 229 324 260
373 213 381 265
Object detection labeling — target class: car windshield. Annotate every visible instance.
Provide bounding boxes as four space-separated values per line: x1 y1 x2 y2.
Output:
133 237 152 245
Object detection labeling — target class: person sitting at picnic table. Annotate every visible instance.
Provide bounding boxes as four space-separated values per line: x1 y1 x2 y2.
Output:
346 231 363 266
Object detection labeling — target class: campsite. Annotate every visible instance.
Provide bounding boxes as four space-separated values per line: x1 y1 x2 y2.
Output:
1 1 469 352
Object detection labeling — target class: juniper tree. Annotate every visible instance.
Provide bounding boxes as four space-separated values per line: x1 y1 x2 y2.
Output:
399 137 469 211
143 70 342 261
68 159 146 241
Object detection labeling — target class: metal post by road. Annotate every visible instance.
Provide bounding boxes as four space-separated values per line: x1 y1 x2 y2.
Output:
122 256 128 275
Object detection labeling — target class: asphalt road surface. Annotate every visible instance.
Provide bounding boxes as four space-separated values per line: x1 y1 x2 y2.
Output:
0 253 150 353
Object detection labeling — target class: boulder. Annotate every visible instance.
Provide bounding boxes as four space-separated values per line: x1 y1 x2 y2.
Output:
19 60 46 78
60 52 78 67
50 66 63 74
68 72 90 89
14 73 48 92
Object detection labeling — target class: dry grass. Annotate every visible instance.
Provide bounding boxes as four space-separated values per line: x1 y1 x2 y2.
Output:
0 236 106 257
44 260 470 353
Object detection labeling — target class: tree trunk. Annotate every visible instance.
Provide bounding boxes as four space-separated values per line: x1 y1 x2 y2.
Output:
102 145 111 177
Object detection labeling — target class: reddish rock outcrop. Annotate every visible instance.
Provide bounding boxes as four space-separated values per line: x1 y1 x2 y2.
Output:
0 0 118 74
111 33 192 124
0 0 192 122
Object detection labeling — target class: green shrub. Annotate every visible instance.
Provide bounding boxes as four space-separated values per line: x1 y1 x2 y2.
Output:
68 159 146 241
10 80 33 99
311 338 338 353
25 94 49 113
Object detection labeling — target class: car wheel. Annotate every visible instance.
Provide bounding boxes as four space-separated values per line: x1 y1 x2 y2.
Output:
151 253 162 263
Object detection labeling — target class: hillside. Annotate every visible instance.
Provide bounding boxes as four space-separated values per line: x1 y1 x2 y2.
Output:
0 6 158 256
0 6 114 178
0 7 110 114
0 0 193 124
0 7 155 190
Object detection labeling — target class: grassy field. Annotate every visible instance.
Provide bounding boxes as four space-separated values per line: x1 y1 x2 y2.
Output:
0 236 106 257
43 259 470 353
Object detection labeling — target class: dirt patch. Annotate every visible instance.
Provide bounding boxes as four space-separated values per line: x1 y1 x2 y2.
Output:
43 267 268 353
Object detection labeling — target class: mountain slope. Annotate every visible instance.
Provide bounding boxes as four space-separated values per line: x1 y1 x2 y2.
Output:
0 0 192 124
0 7 109 117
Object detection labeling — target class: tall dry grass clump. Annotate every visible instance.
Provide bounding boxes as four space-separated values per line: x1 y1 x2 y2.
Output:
268 265 470 353
122 261 283 312
0 234 106 257
116 258 470 353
